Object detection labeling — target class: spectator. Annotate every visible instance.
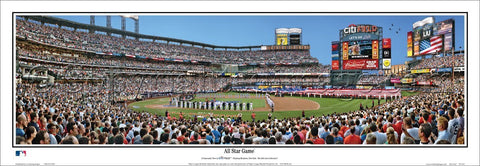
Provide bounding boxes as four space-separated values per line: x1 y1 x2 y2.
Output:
32 130 50 144
366 133 377 144
419 123 433 145
25 126 37 144
16 114 28 137
435 117 450 144
400 117 419 144
344 126 362 144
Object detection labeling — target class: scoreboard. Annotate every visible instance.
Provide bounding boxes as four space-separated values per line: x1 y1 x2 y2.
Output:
275 28 302 46
333 24 391 70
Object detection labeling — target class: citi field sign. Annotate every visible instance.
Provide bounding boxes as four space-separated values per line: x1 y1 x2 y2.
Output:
343 24 378 34
340 24 382 41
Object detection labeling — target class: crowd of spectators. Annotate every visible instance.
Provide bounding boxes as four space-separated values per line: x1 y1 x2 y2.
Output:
249 65 331 74
15 73 465 145
412 54 464 70
17 45 211 72
16 19 318 65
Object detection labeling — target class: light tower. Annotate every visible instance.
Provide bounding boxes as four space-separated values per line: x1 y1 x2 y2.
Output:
89 15 139 38
89 16 95 33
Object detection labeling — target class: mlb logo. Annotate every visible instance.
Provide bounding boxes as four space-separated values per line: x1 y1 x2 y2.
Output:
15 150 26 157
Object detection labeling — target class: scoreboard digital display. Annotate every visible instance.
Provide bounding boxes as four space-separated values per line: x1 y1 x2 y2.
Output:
289 34 301 45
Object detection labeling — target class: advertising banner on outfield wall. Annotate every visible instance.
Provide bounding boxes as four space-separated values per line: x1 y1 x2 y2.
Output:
436 68 452 72
390 78 401 83
401 78 413 84
343 59 378 70
411 69 431 73
382 59 391 69
385 86 395 89
417 81 433 85
454 67 465 72
332 60 339 70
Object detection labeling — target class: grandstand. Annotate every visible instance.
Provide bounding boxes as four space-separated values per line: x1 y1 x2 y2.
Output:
15 15 465 146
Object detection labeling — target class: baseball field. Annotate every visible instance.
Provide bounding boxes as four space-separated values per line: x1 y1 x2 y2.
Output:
127 91 418 121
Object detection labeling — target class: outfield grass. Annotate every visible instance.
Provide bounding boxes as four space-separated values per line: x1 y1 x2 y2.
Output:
128 93 390 121
401 91 420 97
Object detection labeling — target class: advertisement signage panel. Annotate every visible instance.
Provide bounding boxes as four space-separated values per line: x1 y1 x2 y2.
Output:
343 59 378 70
372 40 379 59
382 38 391 48
276 33 288 45
332 60 340 70
414 27 422 42
383 48 391 58
332 43 339 51
417 81 433 85
437 68 452 73
434 19 454 35
401 78 413 84
414 41 420 56
407 31 413 57
382 59 391 69
454 67 465 72
407 47 413 57
332 51 339 56
444 33 453 51
411 69 431 74
421 23 434 40
289 34 301 45
390 78 401 83
342 42 349 60
332 42 339 58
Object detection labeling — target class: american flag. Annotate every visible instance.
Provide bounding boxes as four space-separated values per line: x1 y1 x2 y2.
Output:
420 36 442 55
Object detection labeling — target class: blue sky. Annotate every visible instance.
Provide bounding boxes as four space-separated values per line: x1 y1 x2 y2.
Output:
54 15 464 66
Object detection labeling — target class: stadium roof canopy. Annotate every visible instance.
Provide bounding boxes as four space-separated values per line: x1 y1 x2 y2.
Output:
21 16 262 50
